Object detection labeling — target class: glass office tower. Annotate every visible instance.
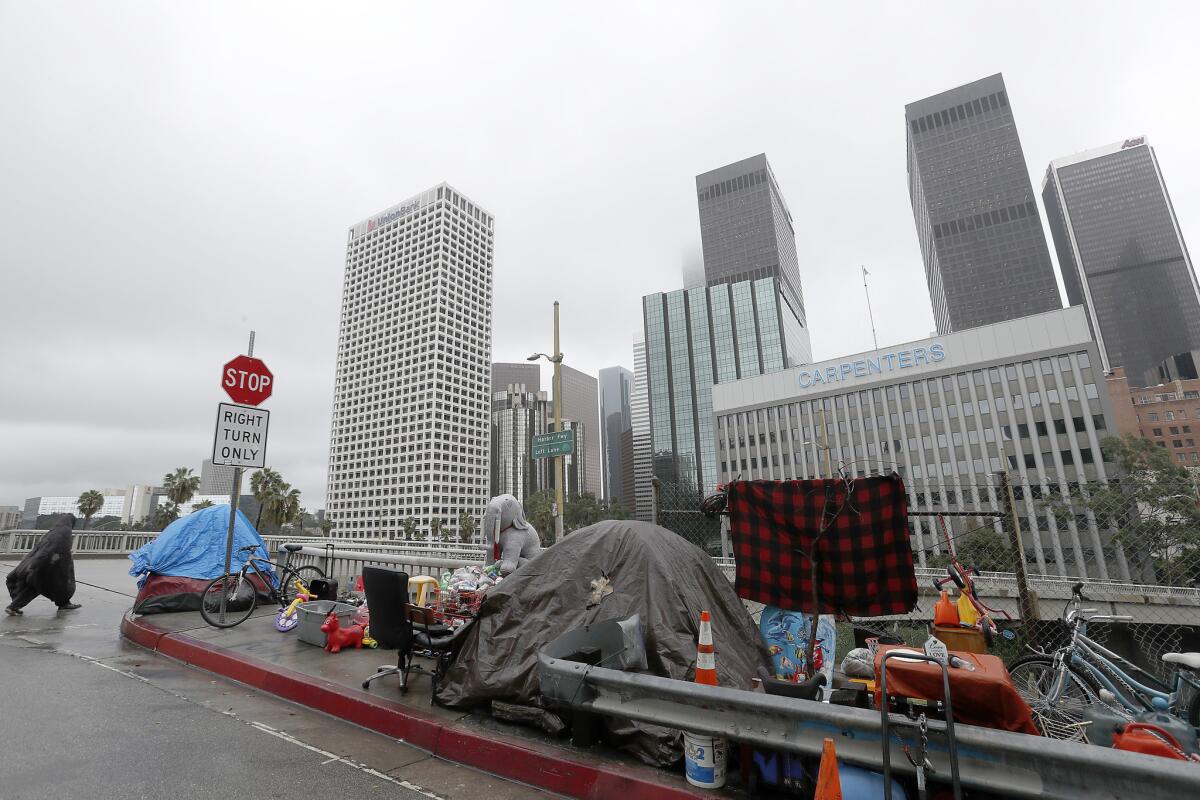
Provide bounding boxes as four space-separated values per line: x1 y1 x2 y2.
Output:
906 73 1061 333
1043 136 1200 383
642 277 790 496
598 366 634 505
696 154 812 365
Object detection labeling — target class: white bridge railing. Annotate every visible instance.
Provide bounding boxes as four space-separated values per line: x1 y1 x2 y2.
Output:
1 530 160 556
6 529 1197 624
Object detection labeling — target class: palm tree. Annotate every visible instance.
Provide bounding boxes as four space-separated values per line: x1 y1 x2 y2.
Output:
267 485 302 530
154 502 181 529
430 517 443 542
319 518 334 537
193 499 215 511
163 468 200 507
77 490 104 530
250 467 283 530
401 517 417 541
457 511 476 543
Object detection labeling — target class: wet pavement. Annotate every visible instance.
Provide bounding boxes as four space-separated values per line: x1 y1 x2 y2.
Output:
0 557 552 799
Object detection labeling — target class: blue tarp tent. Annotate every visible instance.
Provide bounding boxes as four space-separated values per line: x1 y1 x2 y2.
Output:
128 505 274 613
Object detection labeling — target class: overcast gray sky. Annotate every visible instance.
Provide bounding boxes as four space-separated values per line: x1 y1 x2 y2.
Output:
3 2 1198 509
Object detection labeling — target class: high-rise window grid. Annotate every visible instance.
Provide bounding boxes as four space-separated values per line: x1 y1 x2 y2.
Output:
326 184 493 539
1043 138 1200 382
905 73 1061 333
716 341 1122 581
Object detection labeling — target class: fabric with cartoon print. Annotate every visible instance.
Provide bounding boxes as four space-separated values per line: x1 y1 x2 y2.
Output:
759 605 837 685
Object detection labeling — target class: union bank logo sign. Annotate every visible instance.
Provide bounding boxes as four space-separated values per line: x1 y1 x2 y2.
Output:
366 199 424 232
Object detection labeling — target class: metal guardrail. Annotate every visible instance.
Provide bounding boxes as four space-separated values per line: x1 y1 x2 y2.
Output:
538 619 1200 799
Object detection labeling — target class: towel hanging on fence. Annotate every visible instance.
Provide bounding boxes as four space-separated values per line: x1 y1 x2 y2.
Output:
726 475 917 616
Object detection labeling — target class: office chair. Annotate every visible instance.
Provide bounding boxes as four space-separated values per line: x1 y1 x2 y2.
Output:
361 566 415 692
360 566 466 700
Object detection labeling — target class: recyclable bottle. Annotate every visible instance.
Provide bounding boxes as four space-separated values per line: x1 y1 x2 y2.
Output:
934 590 960 627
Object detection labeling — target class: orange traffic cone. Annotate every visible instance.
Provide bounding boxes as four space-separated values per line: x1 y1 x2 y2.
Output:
814 737 842 800
695 610 718 686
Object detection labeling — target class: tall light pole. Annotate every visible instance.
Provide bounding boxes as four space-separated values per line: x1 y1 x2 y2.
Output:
528 301 565 542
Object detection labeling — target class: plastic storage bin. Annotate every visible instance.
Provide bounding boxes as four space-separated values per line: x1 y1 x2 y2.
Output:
296 600 356 647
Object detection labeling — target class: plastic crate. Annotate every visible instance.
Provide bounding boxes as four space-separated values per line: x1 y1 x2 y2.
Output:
295 600 356 647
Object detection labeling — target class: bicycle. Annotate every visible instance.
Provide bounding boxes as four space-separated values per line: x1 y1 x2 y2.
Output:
200 543 326 628
1008 581 1200 740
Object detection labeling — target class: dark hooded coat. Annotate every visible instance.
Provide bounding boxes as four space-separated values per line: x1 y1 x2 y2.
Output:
6 514 77 606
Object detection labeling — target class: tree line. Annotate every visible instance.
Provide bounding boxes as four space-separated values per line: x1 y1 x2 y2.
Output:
66 465 313 533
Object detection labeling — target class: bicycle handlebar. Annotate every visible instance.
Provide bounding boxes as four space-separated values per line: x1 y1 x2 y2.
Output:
238 544 260 553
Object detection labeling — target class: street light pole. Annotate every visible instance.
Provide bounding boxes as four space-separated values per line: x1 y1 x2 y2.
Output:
553 301 564 543
527 304 567 543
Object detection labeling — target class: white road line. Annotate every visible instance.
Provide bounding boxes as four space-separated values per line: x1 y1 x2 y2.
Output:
247 720 445 798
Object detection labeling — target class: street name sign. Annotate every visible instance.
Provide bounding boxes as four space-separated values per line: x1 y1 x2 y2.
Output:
222 355 274 406
532 429 574 459
212 402 270 468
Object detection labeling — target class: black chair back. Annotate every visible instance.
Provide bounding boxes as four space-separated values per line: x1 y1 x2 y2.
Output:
362 566 411 651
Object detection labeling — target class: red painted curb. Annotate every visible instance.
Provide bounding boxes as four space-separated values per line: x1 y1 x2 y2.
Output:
121 613 704 800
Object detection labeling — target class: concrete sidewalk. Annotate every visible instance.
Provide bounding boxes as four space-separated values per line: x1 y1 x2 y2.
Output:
122 606 721 799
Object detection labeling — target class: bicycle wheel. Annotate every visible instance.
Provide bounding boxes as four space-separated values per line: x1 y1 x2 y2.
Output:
278 566 326 604
1008 655 1100 740
200 574 257 628
293 564 325 585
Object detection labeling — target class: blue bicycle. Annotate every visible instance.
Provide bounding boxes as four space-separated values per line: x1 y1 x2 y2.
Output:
1008 582 1200 740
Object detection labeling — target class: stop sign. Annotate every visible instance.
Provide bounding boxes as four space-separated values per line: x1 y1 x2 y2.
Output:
222 355 273 406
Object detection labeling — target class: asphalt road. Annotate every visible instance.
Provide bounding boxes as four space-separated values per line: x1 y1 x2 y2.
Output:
0 558 548 800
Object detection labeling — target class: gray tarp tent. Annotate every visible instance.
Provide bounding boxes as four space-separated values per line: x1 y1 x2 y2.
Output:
437 519 770 765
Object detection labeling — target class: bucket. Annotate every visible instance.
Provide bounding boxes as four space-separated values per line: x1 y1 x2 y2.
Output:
683 731 727 789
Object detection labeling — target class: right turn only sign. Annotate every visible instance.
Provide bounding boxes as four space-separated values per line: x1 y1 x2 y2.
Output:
212 402 270 468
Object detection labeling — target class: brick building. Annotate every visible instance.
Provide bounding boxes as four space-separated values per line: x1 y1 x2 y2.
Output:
1106 366 1200 467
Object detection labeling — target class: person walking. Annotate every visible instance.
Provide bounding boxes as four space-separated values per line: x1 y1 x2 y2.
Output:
5 513 81 615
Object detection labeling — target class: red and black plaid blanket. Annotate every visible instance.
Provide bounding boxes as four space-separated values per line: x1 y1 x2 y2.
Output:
726 476 917 616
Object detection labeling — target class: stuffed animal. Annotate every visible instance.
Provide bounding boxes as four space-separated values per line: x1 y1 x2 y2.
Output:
320 611 365 653
482 494 542 576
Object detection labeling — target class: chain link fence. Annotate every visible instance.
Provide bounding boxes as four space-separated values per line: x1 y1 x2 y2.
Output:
654 471 1200 679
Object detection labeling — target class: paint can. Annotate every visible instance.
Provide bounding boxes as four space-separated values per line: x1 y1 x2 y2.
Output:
683 731 727 789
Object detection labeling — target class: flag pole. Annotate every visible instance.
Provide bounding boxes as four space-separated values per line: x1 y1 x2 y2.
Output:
862 266 879 351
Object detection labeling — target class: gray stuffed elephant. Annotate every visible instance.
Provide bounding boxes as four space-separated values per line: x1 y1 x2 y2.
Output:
482 494 542 576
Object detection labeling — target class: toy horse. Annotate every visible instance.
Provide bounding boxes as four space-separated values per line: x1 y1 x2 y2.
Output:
320 611 365 653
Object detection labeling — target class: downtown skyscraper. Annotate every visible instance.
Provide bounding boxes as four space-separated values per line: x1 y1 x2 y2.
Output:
1043 136 1200 383
906 74 1061 333
326 184 493 540
638 155 811 533
696 153 812 365
598 365 634 506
